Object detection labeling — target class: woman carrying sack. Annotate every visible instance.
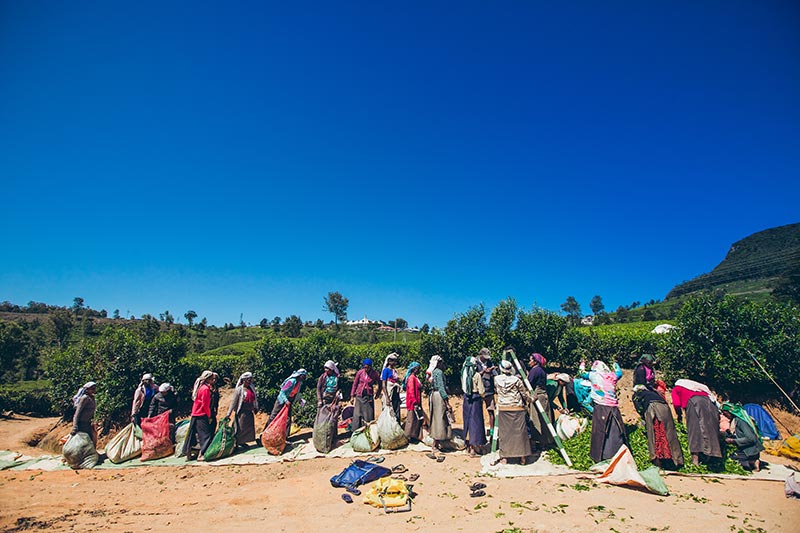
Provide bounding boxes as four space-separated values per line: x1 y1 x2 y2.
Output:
226 372 259 449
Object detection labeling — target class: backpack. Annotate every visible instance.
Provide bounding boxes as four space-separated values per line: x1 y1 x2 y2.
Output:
330 459 391 491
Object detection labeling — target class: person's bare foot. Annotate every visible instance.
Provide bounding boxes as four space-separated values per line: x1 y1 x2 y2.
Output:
520 456 527 465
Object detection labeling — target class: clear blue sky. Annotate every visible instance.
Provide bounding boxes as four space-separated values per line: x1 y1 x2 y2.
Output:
1 2 798 327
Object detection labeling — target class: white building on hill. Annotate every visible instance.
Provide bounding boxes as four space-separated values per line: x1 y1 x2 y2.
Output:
346 315 383 327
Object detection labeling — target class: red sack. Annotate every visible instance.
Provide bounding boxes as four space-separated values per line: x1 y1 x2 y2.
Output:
140 410 174 461
261 403 289 455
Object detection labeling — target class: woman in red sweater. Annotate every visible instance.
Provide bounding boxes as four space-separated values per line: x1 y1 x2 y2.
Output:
181 370 217 461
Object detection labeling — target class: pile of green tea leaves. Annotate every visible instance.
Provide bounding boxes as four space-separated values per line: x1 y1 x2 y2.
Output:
546 420 749 476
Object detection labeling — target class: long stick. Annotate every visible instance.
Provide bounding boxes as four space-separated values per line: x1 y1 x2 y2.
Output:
505 349 572 467
747 350 800 415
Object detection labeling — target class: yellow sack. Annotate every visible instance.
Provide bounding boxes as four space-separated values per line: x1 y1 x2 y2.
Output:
765 434 800 461
363 477 409 509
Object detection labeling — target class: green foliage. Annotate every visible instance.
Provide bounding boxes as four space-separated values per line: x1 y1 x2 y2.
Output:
513 309 569 364
572 321 668 369
662 293 800 402
324 291 349 325
0 379 56 415
0 321 36 383
45 327 188 431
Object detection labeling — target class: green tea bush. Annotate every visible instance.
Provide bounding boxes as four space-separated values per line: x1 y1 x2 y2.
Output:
45 327 188 432
661 294 800 403
0 380 56 415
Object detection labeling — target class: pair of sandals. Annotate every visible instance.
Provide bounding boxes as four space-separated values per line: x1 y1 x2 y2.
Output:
469 482 487 497
393 473 419 482
366 455 385 464
425 452 446 462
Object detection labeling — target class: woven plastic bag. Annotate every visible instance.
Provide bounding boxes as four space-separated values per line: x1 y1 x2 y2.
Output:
141 411 174 461
556 413 588 441
350 422 380 452
377 406 408 450
313 404 339 453
595 445 669 496
106 423 142 463
204 417 236 461
261 403 290 455
363 476 410 509
173 419 191 457
62 431 99 470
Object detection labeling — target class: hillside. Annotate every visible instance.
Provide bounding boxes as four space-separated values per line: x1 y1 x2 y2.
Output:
666 222 800 300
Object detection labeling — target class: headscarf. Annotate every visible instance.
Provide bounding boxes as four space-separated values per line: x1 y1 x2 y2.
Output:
141 373 154 382
290 368 308 380
721 402 759 435
478 347 491 360
324 360 340 376
638 354 654 365
403 362 421 390
383 352 399 371
555 373 571 383
426 355 443 382
236 372 253 387
461 356 478 395
72 381 96 406
531 353 546 367
159 382 173 393
500 359 514 374
192 370 213 400
362 358 373 367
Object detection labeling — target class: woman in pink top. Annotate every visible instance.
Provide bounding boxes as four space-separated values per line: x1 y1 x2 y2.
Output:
403 362 423 442
182 370 216 461
671 382 722 465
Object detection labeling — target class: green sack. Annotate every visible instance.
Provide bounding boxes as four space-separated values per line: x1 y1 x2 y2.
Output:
204 418 236 461
350 422 380 452
173 419 191 457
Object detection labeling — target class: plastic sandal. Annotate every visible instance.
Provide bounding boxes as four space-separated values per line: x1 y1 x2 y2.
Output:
393 474 407 481
470 490 485 498
425 452 437 460
469 482 486 491
346 486 361 496
368 456 385 464
341 493 353 504
392 464 407 473
408 473 419 481
436 455 445 462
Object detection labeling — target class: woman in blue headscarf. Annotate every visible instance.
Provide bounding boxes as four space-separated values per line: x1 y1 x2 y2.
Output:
403 362 423 442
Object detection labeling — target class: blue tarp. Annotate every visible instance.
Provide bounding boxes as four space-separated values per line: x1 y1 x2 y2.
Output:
743 403 781 440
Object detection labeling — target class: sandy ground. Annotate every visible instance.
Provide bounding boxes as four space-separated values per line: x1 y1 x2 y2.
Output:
1 383 799 533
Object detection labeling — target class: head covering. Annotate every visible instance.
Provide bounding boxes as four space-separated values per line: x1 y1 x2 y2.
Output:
426 355 443 383
362 358 373 367
638 354 654 365
721 402 759 435
403 362 421 390
324 360 340 376
383 352 399 370
531 353 546 367
72 381 97 406
591 360 611 374
478 348 491 360
159 382 173 393
290 368 308 379
192 370 214 400
556 373 571 383
236 372 253 387
141 373 153 382
500 359 514 374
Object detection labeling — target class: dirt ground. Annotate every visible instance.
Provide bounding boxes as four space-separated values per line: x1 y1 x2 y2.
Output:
1 384 799 532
